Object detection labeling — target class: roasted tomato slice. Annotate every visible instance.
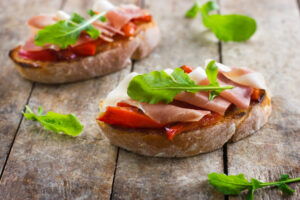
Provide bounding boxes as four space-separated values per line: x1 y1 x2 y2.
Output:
97 106 165 129
121 22 137 37
180 65 194 73
72 42 97 56
18 48 57 62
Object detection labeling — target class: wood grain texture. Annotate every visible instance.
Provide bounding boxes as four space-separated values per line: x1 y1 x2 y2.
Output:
0 0 131 199
110 0 224 199
0 0 63 175
220 0 300 199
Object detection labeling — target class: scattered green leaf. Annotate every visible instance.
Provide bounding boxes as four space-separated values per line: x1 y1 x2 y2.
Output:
23 105 83 136
87 9 107 22
186 1 257 42
208 173 300 200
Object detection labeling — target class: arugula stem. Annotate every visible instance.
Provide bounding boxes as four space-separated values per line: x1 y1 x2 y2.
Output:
260 177 300 187
59 11 106 37
152 86 234 90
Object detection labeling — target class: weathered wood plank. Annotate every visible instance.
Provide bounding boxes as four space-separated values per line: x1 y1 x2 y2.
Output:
0 0 132 199
220 0 300 199
0 0 63 175
111 0 224 199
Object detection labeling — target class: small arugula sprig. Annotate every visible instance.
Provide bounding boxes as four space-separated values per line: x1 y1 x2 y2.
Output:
127 60 233 104
23 105 83 136
186 1 257 42
208 173 300 200
34 11 106 49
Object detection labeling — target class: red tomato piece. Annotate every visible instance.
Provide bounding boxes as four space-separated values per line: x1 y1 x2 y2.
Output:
19 49 57 62
133 14 152 22
121 22 137 37
97 106 165 129
165 112 222 140
72 42 97 56
180 65 194 73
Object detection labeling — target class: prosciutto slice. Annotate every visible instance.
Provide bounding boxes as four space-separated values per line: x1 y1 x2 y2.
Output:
106 5 145 29
27 15 57 29
175 92 231 115
206 60 267 90
218 74 253 109
122 99 210 124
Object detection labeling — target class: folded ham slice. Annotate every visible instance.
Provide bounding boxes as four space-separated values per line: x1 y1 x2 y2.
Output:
106 5 145 29
175 92 231 115
27 15 57 29
217 74 253 109
205 59 267 90
122 99 210 124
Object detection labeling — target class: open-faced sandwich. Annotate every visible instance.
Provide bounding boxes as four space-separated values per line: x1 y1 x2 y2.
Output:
97 59 271 157
9 0 160 83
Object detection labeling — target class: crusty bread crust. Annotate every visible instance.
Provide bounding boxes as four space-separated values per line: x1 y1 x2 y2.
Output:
9 21 160 84
97 95 271 157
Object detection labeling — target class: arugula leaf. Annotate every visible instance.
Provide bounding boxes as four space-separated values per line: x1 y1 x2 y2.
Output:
208 173 300 200
185 0 201 18
34 11 106 49
186 1 257 42
205 60 221 100
275 174 295 195
23 105 83 136
87 9 107 22
208 173 251 195
127 65 233 104
70 13 99 39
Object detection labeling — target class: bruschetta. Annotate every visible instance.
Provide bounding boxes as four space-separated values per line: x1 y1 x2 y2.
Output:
97 60 271 157
9 0 160 83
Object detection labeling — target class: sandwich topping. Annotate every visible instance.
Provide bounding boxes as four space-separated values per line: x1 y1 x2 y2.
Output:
19 0 152 62
97 60 267 140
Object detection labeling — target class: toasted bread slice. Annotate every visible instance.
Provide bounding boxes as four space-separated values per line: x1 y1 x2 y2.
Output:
9 21 160 84
97 94 271 157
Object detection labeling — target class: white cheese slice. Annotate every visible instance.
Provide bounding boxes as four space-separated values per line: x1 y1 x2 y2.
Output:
103 72 139 110
188 67 207 83
93 0 115 12
56 10 70 20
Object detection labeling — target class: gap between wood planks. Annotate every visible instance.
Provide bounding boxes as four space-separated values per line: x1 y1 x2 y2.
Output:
0 0 67 181
217 1 229 199
109 0 143 199
0 83 35 180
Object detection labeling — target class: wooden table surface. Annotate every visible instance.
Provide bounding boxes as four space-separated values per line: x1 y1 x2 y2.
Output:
0 0 300 199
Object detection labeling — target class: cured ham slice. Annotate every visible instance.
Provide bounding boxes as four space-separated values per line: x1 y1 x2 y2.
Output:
218 74 253 109
93 21 125 35
27 15 57 29
205 59 267 90
22 37 45 51
175 92 231 115
106 5 145 29
221 67 267 90
122 99 210 124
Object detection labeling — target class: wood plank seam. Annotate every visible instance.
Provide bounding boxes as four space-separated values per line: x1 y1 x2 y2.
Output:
0 83 35 180
297 0 300 12
217 2 229 200
0 0 66 181
110 147 120 200
59 0 67 10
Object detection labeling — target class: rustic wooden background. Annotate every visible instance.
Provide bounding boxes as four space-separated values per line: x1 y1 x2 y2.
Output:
0 0 300 199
